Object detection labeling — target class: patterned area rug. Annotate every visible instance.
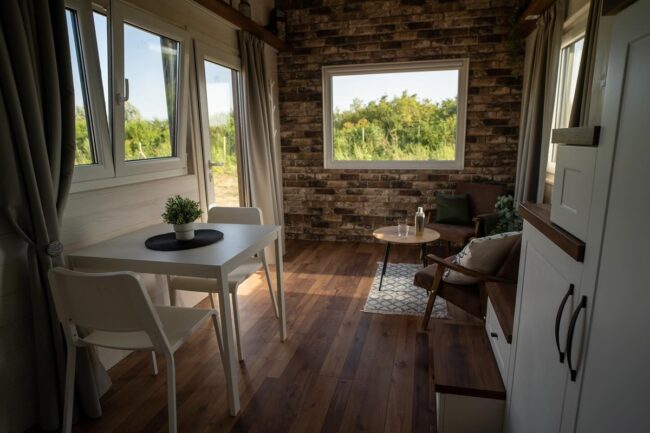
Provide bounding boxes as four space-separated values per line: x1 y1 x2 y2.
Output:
362 262 448 319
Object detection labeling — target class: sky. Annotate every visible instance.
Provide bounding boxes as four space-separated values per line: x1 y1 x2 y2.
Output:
332 70 458 112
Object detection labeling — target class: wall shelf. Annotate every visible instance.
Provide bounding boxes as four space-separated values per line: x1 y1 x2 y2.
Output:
193 0 290 51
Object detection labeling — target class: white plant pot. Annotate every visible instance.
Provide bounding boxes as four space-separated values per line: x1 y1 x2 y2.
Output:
173 223 195 241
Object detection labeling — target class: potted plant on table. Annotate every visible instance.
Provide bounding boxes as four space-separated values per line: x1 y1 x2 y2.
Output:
162 195 202 240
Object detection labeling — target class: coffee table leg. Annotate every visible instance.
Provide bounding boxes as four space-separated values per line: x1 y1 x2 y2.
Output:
421 243 428 267
379 242 391 291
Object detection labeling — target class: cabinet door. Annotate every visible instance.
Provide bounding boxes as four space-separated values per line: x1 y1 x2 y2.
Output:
573 2 650 431
506 228 576 433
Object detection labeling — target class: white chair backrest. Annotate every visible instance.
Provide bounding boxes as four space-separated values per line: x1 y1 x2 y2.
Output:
48 268 169 351
207 206 263 225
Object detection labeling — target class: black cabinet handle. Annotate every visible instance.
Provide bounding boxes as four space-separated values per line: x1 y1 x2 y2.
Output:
566 296 587 382
490 332 498 339
555 284 574 363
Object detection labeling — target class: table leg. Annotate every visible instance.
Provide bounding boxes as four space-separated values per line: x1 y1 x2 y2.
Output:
216 266 240 416
421 243 428 267
379 242 391 291
274 235 287 341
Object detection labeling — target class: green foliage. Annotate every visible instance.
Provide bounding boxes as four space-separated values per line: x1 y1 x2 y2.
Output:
161 195 202 225
74 106 93 165
333 92 457 161
208 111 238 177
73 102 173 165
491 195 523 235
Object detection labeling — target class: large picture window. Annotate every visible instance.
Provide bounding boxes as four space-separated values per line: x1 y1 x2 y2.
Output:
322 60 469 170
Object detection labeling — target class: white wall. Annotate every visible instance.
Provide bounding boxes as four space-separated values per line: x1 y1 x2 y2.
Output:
0 0 279 431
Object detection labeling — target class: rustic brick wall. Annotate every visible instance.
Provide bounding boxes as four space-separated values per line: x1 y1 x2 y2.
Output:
277 0 525 242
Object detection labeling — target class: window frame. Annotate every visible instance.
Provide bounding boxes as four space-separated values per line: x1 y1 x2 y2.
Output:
547 5 588 175
111 1 189 178
67 0 189 190
193 39 245 207
321 59 469 170
67 0 113 183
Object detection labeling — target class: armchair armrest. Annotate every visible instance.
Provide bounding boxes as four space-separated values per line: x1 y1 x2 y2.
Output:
425 254 515 285
472 212 500 238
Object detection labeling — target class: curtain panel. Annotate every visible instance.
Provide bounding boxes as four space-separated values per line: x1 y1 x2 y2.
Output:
238 32 285 254
0 0 110 430
514 0 567 203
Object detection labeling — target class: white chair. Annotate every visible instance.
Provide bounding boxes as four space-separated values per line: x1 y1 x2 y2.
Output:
48 268 221 433
168 206 278 361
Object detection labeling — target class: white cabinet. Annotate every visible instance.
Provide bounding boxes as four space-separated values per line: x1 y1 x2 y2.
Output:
485 299 510 383
505 221 583 433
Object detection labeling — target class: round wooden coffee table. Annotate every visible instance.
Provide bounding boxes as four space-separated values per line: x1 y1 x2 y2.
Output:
372 226 440 290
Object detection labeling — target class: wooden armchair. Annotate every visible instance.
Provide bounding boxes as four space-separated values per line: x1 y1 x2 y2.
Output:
425 183 507 251
414 236 521 330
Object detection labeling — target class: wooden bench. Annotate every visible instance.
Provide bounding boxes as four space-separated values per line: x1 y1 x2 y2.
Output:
432 322 506 433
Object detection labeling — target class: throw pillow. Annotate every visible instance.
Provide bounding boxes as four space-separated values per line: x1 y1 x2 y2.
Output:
443 231 521 285
435 193 472 225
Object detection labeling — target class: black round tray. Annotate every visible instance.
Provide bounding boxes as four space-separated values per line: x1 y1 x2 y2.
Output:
145 229 223 251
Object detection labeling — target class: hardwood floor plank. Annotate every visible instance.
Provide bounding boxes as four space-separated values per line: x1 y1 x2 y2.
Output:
53 241 443 433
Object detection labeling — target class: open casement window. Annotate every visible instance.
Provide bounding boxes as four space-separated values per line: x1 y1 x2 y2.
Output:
111 1 189 177
322 60 469 170
67 0 189 189
547 6 588 175
194 40 244 207
67 0 113 182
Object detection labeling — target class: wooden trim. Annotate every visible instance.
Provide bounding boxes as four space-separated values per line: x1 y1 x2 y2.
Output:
431 322 506 400
519 202 586 262
515 0 556 37
551 126 601 146
192 0 290 51
603 0 638 15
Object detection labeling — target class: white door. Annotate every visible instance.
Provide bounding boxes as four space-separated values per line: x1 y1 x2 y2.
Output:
195 41 243 207
573 1 650 431
506 226 579 433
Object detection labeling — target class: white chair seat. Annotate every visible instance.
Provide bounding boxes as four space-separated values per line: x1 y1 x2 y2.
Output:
168 258 263 293
80 306 214 353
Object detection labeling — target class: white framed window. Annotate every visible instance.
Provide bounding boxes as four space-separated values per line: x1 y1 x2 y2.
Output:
66 0 189 190
322 59 469 170
547 6 587 174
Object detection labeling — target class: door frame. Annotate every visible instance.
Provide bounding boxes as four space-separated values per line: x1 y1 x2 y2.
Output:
194 39 244 208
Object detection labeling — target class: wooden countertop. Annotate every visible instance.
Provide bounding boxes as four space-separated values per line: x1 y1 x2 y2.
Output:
519 202 586 262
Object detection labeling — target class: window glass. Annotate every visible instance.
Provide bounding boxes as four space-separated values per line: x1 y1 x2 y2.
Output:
66 9 95 166
123 23 179 161
204 61 239 206
93 11 109 115
550 37 585 164
331 69 459 163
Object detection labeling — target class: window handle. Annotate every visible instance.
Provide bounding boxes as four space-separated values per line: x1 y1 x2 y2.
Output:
118 78 130 104
208 160 224 168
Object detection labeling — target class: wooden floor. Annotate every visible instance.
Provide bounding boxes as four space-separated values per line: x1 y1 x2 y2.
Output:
70 240 471 433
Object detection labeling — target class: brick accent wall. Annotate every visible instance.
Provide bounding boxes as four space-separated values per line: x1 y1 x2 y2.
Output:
277 0 524 242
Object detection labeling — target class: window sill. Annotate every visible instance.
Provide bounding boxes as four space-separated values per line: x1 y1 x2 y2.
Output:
323 160 465 170
69 167 189 194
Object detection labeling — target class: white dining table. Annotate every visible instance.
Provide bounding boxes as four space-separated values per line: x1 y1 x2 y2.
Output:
65 222 286 416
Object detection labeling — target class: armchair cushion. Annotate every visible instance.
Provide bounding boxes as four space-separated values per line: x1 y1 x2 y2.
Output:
435 193 472 225
443 232 521 285
413 261 483 318
425 222 476 245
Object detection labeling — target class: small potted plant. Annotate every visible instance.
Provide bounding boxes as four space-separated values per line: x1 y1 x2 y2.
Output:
161 195 202 240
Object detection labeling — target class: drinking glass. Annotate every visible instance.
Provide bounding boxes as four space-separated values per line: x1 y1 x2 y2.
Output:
397 219 409 237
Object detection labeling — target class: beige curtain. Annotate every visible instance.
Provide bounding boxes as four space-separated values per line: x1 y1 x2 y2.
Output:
238 32 285 253
0 0 110 429
514 0 566 203
569 0 603 126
